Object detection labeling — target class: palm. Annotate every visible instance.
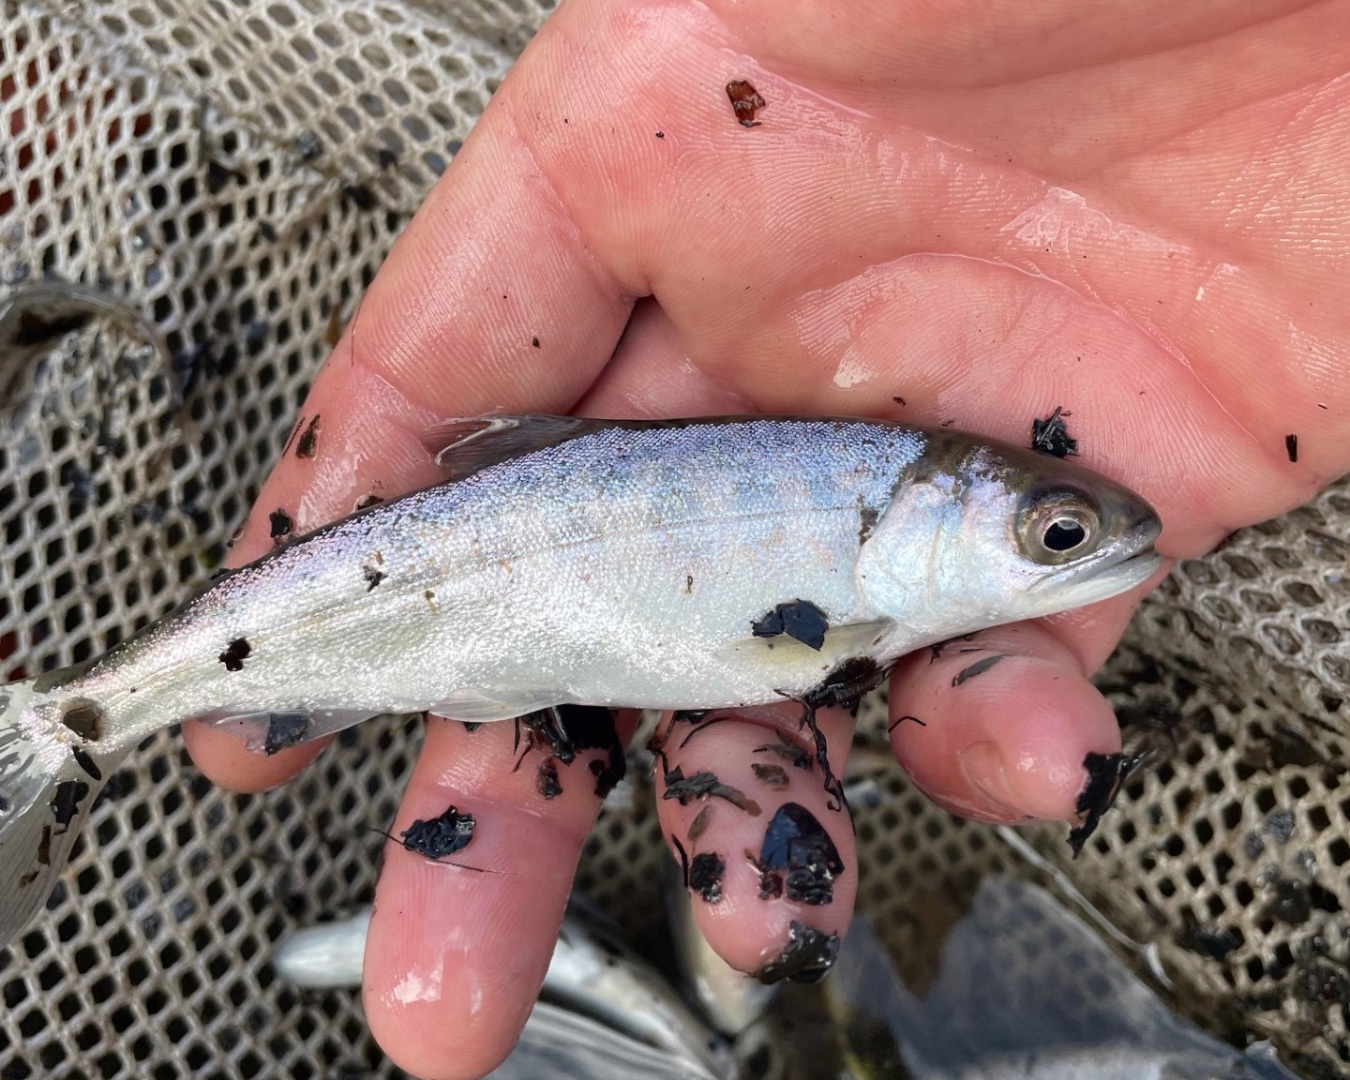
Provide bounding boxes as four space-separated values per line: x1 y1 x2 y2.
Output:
184 2 1350 1076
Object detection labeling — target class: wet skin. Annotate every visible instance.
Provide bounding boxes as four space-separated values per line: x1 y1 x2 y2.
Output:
182 1 1350 1076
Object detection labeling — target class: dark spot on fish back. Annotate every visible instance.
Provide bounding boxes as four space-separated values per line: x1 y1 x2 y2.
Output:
219 637 251 672
726 80 766 126
1031 406 1078 458
952 653 1006 687
754 921 840 985
268 508 294 542
399 804 476 861
752 802 844 906
50 780 90 827
295 415 321 459
752 600 830 651
751 763 789 790
37 824 53 866
60 702 105 742
689 852 725 904
1285 433 1298 463
857 502 880 544
72 746 102 781
537 759 562 800
363 563 385 591
263 713 309 756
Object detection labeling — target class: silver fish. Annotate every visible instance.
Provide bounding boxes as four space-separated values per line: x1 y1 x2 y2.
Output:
0 415 1161 944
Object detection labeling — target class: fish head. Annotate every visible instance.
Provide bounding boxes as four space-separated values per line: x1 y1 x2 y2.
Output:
856 434 1162 640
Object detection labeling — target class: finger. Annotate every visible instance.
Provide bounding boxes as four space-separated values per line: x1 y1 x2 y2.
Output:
363 713 621 1079
888 615 1132 825
653 703 857 981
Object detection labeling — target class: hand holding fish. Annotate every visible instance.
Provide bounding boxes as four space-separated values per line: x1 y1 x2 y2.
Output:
3 1 1347 1077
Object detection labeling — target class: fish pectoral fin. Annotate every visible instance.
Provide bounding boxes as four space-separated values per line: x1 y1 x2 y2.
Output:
718 618 894 662
423 415 612 482
426 690 560 724
200 707 380 755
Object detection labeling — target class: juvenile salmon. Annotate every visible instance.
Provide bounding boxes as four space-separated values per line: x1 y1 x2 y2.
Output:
0 415 1161 944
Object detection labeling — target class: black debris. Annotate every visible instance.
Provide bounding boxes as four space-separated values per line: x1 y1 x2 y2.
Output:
399 804 476 861
663 766 761 815
952 653 1006 687
799 657 887 812
655 131 665 139
1031 406 1078 458
354 493 384 511
295 415 321 459
520 706 626 798
726 80 766 127
1285 433 1298 463
36 824 52 865
886 713 926 733
752 599 830 651
689 852 726 904
677 714 731 749
50 780 90 828
268 508 294 542
751 763 789 790
462 722 482 734
671 834 690 888
1068 751 1131 856
531 336 540 348
688 805 712 841
263 713 309 756
71 747 102 781
537 759 563 800
892 395 906 406
753 730 813 771
929 633 975 662
754 921 840 985
219 637 251 672
752 802 844 906
363 564 385 591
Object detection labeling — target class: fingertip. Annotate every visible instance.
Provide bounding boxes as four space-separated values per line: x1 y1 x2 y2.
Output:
182 717 329 793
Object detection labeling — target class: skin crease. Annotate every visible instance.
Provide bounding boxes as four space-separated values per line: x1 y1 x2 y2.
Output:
174 0 1350 1075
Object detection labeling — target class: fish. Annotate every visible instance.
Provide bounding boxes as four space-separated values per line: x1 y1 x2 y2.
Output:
273 900 737 1079
0 414 1162 945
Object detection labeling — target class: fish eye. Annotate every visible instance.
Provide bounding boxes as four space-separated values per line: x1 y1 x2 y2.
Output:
1018 486 1102 565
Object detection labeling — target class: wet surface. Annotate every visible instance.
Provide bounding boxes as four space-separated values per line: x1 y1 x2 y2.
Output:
754 921 840 985
262 713 309 756
725 80 766 127
1031 406 1078 458
752 802 844 906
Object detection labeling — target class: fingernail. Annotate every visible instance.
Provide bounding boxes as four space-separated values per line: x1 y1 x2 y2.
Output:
957 741 1030 819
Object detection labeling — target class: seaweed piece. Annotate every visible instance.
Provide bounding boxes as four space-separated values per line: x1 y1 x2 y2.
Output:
218 637 251 672
1031 406 1078 458
952 653 1005 687
752 600 829 651
751 802 844 905
753 730 813 771
50 780 90 828
662 766 761 815
754 921 840 985
537 759 563 800
688 852 726 904
268 508 293 542
751 763 789 790
1285 433 1298 463
1067 751 1132 856
725 80 766 126
262 713 309 756
399 805 475 860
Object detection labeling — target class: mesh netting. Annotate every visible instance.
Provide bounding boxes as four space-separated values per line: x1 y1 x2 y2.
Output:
0 1 1346 1078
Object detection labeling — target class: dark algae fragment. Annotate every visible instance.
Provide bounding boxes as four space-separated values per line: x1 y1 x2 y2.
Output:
751 763 789 790
1068 751 1132 856
263 713 309 756
726 80 766 126
1286 433 1298 463
50 780 90 828
1031 406 1078 458
952 653 1005 687
268 508 294 542
751 599 830 651
536 759 563 800
71 747 102 781
755 921 840 985
688 805 713 841
688 852 726 904
519 705 625 798
798 656 886 811
753 730 813 771
363 564 386 591
663 766 761 815
752 802 844 906
218 637 251 672
295 414 321 459
399 804 476 861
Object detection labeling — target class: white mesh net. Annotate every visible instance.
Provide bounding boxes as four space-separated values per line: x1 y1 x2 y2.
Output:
0 1 1346 1077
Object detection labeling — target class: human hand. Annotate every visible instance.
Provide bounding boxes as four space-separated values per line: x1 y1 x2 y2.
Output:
183 0 1350 1075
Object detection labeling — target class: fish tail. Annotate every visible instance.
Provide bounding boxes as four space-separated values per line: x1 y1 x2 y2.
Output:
0 677 127 946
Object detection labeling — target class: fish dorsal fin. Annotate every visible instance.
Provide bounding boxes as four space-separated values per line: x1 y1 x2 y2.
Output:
422 415 610 482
